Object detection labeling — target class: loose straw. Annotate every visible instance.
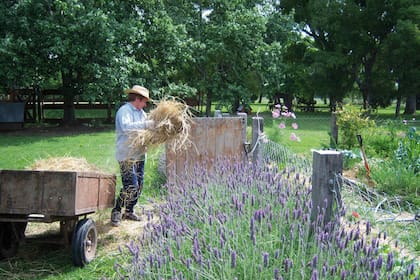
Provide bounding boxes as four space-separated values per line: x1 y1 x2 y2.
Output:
28 156 102 172
127 97 193 153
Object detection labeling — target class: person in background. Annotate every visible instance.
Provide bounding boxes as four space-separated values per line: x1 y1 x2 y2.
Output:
111 85 154 226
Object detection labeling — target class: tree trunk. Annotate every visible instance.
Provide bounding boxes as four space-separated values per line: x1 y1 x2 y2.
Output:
403 94 416 115
358 52 377 110
62 89 76 125
258 93 263 103
395 96 401 117
61 70 77 125
205 90 212 117
283 94 293 112
329 94 337 112
232 97 240 114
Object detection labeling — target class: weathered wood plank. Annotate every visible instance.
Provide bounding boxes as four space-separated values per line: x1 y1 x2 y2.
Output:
0 170 115 217
166 117 247 185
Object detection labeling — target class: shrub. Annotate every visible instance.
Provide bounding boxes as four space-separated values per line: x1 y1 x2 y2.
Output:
363 120 402 158
336 106 375 149
371 127 419 206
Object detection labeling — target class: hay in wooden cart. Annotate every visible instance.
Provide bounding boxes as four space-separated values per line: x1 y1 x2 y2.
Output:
27 156 103 172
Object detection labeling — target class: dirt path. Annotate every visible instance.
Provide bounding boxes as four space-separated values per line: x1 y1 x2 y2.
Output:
21 203 160 260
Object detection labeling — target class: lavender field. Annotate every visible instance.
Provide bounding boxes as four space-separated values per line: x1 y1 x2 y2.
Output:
114 156 419 279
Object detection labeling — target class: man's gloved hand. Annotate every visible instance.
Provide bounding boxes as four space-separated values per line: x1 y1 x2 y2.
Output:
145 120 155 129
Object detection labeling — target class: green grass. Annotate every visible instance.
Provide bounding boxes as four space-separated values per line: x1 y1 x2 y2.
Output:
0 129 116 172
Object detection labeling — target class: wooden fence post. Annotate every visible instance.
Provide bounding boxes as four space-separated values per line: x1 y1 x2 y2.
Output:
251 117 264 165
310 150 343 229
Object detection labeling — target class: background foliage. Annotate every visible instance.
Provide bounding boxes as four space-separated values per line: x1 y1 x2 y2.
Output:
0 0 418 124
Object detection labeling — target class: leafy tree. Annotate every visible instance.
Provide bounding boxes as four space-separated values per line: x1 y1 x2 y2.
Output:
256 4 298 110
0 0 142 124
279 0 418 113
278 0 356 110
205 1 267 113
381 3 420 115
164 0 269 115
128 1 194 94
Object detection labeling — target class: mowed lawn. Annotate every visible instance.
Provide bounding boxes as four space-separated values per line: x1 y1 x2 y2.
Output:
0 127 117 172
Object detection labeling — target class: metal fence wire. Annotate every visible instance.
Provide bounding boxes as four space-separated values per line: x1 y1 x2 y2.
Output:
259 136 419 263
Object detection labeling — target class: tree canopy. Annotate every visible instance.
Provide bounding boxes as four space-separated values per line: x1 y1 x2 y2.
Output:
0 0 418 123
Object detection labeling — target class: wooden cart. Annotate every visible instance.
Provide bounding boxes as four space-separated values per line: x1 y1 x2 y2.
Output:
0 169 116 267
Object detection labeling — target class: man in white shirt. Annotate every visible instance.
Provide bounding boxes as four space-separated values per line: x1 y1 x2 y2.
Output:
111 85 154 226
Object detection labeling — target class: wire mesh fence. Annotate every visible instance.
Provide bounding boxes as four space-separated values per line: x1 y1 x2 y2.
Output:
259 136 419 263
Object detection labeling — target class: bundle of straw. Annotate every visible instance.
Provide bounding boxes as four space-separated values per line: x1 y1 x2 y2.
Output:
28 156 102 172
128 98 193 152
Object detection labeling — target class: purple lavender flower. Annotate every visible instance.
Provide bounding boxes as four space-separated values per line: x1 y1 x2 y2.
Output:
186 258 192 269
148 254 153 268
311 269 319 280
330 265 337 276
274 268 280 279
242 192 247 204
251 231 256 245
284 258 293 272
408 263 415 275
366 221 371 235
263 252 269 267
193 235 200 254
213 248 219 259
312 255 318 268
370 260 376 272
231 250 237 268
386 252 394 271
274 249 280 259
165 245 174 261
377 255 383 270
322 264 327 277
340 269 346 280
172 268 177 277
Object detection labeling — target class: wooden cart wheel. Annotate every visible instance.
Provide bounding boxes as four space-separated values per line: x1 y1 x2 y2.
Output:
71 218 97 267
0 221 26 259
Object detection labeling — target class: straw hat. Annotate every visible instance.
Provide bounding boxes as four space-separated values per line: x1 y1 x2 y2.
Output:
124 85 150 100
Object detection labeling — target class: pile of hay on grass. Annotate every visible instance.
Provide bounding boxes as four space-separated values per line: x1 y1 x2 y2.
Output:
28 156 103 173
128 98 193 152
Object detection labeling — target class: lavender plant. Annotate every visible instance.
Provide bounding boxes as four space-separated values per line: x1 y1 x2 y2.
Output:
114 158 419 279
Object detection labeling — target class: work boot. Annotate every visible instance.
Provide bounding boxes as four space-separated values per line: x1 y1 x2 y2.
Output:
111 210 122 226
123 211 141 221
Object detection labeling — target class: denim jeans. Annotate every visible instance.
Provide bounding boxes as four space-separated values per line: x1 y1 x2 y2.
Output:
113 160 145 213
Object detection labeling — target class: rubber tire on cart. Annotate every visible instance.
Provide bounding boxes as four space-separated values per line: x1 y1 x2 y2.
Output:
71 218 97 267
0 221 27 259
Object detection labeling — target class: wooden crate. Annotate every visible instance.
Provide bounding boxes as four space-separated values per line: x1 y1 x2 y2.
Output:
166 116 248 185
0 170 116 217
